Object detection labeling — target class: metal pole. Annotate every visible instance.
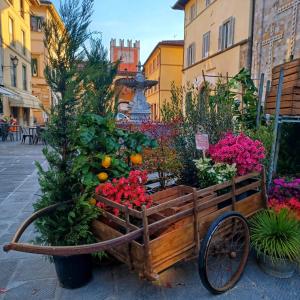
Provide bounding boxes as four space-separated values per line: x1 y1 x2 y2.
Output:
263 80 271 115
273 122 282 174
268 67 284 189
256 73 265 129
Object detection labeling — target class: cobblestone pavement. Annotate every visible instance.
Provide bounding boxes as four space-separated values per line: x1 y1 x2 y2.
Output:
0 142 299 300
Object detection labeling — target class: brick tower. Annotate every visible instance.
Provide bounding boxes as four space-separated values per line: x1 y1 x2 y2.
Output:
111 39 140 114
110 39 140 73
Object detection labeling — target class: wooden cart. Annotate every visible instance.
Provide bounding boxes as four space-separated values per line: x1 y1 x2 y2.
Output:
3 171 267 294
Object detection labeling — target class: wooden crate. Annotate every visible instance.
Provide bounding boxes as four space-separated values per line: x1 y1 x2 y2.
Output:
93 172 266 280
266 59 300 116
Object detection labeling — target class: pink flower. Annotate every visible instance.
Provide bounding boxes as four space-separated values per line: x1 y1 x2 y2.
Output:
209 132 265 175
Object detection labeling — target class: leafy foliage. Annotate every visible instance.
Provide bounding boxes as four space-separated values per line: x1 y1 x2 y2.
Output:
80 38 119 115
73 113 157 196
34 0 101 247
250 209 300 262
194 157 236 189
231 68 258 130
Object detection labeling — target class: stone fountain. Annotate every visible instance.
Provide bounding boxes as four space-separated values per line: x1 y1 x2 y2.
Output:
117 62 158 121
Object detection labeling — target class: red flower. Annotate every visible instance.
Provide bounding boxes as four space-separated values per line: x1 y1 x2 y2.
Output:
95 170 153 217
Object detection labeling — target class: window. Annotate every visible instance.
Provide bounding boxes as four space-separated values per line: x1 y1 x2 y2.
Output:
22 65 27 90
202 31 210 58
219 17 235 51
187 43 195 66
21 30 26 55
20 0 24 18
190 3 196 21
31 58 38 77
205 0 211 6
30 16 44 32
10 57 17 87
8 17 14 46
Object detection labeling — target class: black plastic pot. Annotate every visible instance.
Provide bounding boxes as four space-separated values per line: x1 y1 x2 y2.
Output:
53 254 92 289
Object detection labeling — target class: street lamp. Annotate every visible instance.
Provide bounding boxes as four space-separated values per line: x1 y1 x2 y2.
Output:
11 56 19 67
2 55 19 69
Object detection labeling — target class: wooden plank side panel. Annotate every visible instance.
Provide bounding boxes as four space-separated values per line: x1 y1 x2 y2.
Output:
266 107 294 115
272 65 300 80
152 248 195 274
151 186 181 202
92 220 144 266
273 59 300 73
150 222 194 265
266 100 293 109
198 192 263 239
268 87 295 97
272 72 300 86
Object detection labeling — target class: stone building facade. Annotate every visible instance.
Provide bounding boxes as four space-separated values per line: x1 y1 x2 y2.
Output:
252 0 300 83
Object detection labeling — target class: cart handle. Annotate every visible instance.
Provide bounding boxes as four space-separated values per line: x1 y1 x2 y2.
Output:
3 201 143 256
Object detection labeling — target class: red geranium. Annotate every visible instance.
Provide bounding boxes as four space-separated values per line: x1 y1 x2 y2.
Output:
95 170 152 217
269 197 300 220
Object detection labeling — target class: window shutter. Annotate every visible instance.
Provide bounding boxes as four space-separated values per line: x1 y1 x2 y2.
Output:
202 35 205 58
193 43 196 64
218 25 222 51
229 17 235 46
207 32 210 56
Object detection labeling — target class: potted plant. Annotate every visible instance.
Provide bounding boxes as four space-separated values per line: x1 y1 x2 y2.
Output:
250 208 300 278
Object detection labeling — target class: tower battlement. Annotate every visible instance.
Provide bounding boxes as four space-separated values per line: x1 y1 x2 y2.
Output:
110 38 140 73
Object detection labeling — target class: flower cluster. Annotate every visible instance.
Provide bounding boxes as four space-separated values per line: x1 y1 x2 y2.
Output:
269 197 300 220
269 178 300 201
95 170 152 216
209 132 265 175
194 157 237 188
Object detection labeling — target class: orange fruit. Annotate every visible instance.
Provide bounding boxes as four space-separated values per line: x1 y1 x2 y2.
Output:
101 155 111 169
130 153 143 165
89 198 96 205
97 172 108 182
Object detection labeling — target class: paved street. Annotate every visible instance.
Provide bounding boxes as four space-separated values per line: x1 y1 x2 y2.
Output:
0 142 299 300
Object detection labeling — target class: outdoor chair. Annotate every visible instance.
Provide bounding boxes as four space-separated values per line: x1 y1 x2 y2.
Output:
33 126 46 145
21 127 34 144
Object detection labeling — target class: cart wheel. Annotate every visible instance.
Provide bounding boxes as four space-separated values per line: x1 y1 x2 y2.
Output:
198 211 250 294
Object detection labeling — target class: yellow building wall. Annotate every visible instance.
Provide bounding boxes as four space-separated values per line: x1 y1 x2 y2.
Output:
0 0 39 125
1 0 32 93
145 44 183 120
31 5 51 124
182 0 251 85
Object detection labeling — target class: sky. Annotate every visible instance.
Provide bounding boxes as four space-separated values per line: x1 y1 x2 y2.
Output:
50 0 184 63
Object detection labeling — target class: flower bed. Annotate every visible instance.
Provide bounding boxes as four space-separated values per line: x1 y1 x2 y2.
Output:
268 178 300 220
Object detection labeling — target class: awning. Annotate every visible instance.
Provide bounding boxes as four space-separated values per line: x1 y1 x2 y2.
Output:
0 86 41 109
9 92 41 109
0 86 21 100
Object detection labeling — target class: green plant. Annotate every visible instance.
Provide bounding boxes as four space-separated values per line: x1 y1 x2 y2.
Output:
73 113 157 196
245 123 273 176
33 0 101 247
194 157 237 188
250 209 300 262
230 68 258 131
